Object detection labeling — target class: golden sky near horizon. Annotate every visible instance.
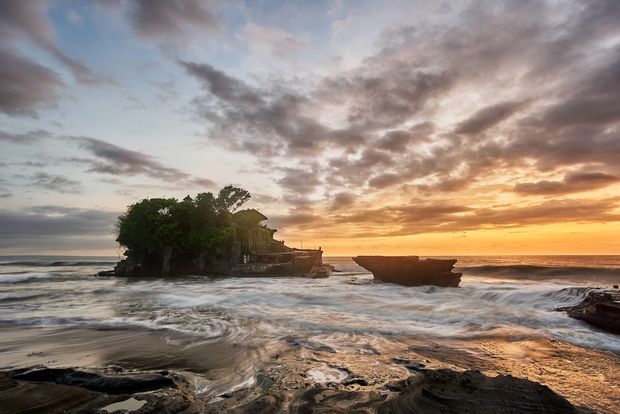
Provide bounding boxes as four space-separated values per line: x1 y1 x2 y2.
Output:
1 0 619 255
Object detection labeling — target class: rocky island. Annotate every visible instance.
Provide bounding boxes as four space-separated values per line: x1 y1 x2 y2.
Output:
102 186 330 278
353 256 462 287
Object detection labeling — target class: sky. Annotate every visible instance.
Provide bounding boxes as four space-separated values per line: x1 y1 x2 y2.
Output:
0 0 619 256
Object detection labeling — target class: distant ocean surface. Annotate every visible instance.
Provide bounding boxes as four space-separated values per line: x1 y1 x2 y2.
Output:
1 255 619 398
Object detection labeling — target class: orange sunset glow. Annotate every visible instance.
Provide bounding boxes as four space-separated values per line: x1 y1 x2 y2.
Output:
1 2 619 413
1 1 620 256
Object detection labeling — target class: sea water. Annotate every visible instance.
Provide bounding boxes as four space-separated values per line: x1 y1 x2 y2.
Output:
0 255 618 397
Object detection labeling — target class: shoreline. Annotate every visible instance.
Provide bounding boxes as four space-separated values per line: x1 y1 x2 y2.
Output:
1 256 619 412
1 324 618 412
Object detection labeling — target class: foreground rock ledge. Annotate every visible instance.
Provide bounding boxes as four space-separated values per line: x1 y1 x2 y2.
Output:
1 366 579 413
205 368 577 413
353 256 462 287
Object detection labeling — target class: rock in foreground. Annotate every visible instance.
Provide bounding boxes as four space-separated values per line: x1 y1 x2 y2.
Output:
377 369 576 414
11 367 175 394
0 367 197 414
2 365 579 413
353 256 462 287
561 290 620 334
205 368 577 413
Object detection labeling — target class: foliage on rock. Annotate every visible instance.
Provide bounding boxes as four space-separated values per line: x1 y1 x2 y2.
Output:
116 186 257 257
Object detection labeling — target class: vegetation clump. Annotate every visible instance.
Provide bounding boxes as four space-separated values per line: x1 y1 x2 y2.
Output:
115 186 284 275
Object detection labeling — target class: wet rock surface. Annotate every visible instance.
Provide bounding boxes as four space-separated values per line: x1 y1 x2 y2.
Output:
0 368 200 414
204 368 577 413
11 367 175 394
0 358 595 413
560 290 620 334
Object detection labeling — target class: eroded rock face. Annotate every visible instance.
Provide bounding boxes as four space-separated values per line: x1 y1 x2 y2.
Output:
377 369 576 414
2 366 580 414
561 290 620 334
204 368 577 413
1 367 196 414
353 256 462 287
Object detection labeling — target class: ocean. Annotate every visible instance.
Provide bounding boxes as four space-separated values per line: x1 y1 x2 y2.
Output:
0 255 619 410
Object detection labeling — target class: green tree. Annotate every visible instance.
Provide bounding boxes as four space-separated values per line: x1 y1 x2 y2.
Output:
115 186 254 274
116 197 179 253
215 185 251 212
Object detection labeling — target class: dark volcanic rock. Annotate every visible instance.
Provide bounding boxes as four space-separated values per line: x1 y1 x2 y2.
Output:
561 290 620 334
2 366 579 413
11 367 175 394
203 368 577 413
1 368 199 414
353 256 462 287
377 369 576 414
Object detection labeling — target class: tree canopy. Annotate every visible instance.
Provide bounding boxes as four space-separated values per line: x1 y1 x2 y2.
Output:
116 186 256 256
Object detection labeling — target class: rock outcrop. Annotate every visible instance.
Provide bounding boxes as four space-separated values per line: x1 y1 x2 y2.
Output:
1 366 580 413
376 369 576 413
229 249 331 278
102 204 329 278
560 289 620 334
204 368 577 413
353 256 462 287
1 368 198 414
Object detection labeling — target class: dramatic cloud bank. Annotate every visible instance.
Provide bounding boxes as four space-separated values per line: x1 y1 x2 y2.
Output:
0 0 619 253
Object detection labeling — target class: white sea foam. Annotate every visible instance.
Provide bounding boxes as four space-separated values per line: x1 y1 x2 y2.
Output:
0 272 57 283
0 256 619 355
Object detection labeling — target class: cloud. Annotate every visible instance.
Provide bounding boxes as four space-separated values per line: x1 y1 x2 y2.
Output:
540 53 620 127
243 22 308 58
129 0 219 39
277 166 322 194
181 56 451 159
0 205 118 251
368 173 402 189
0 0 102 84
0 47 63 116
73 136 190 180
514 170 620 195
330 192 356 210
30 172 82 193
181 61 263 106
181 60 332 156
69 136 216 188
322 68 453 131
0 128 51 144
268 212 322 229
176 0 620 239
320 197 620 238
377 122 434 152
188 177 217 188
454 101 525 135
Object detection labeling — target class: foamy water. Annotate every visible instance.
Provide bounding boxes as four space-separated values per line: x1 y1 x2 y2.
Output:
0 255 619 398
0 256 618 351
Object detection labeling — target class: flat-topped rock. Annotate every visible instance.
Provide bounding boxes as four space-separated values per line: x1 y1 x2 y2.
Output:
353 256 462 287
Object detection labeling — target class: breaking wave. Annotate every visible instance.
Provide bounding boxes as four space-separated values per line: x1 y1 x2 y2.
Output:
0 272 58 283
459 264 620 282
0 260 116 267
